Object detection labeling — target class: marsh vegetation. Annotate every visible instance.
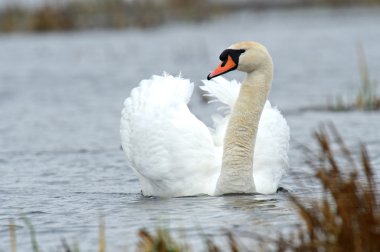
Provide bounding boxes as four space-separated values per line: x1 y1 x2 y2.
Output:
1 0 380 32
0 0 213 32
325 45 380 111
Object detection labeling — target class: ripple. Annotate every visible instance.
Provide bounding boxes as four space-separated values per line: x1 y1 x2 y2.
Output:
1 8 380 251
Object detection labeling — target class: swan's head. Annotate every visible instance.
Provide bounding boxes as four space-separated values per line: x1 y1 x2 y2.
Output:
207 41 272 80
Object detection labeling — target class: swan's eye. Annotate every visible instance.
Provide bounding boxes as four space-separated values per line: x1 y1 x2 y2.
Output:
240 49 246 54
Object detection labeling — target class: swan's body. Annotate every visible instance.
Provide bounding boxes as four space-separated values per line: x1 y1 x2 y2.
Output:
120 42 289 197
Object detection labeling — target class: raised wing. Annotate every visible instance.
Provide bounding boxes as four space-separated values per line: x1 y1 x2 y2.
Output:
200 76 241 147
120 74 219 197
201 76 290 194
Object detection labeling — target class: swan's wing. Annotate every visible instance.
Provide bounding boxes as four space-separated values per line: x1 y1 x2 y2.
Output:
200 76 241 147
253 102 290 194
200 76 240 110
120 74 219 197
201 77 290 194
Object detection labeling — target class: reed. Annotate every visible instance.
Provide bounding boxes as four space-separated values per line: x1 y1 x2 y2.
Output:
275 124 380 251
9 219 16 252
137 228 189 252
355 45 380 110
21 215 40 252
98 217 106 252
315 0 380 6
134 124 380 251
0 0 211 33
324 45 379 111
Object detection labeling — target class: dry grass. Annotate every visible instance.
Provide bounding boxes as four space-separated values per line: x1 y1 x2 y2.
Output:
9 219 17 252
134 134 380 252
328 45 380 111
2 0 380 33
275 124 380 251
21 215 41 252
312 45 379 112
98 218 106 252
137 228 189 252
355 45 380 110
0 0 212 33
316 0 380 6
136 229 243 252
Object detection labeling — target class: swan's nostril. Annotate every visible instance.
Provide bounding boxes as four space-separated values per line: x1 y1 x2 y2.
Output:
221 59 228 67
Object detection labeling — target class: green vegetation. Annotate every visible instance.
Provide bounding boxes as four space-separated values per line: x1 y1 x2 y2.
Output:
355 45 380 110
21 215 40 252
3 125 379 251
327 45 379 111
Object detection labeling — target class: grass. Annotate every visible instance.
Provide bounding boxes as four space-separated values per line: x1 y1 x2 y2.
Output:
98 218 106 252
3 125 380 251
0 0 213 33
317 0 380 6
315 45 379 112
21 215 40 252
2 0 380 33
275 124 380 251
9 219 16 252
355 45 380 110
137 228 189 252
328 45 379 111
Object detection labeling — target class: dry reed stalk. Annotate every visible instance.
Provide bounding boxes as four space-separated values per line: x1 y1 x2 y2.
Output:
21 215 40 252
137 228 190 252
99 217 106 252
278 124 380 252
9 218 17 252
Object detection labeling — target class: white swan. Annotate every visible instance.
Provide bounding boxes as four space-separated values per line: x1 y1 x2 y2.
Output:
120 41 289 197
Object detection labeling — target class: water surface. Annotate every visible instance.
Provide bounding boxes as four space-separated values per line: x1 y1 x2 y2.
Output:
1 7 380 251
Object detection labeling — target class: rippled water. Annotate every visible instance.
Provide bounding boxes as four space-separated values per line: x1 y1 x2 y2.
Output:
1 7 380 251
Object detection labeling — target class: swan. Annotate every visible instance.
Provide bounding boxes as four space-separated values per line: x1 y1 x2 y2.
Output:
120 41 289 197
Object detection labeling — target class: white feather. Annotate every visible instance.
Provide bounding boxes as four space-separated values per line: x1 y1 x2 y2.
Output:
120 74 289 196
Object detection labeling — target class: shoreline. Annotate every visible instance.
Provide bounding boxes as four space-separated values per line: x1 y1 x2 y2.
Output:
1 0 379 33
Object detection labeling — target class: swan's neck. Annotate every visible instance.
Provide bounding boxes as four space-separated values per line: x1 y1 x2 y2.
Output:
214 68 272 195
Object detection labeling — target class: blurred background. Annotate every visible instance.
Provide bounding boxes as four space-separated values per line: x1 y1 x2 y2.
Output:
1 0 380 32
0 0 379 251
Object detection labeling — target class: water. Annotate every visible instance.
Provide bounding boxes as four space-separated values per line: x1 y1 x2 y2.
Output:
1 7 380 251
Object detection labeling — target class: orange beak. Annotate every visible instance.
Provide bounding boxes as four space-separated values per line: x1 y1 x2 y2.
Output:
207 55 237 80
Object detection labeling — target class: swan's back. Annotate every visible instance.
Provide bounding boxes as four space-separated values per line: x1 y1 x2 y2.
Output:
120 75 219 197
